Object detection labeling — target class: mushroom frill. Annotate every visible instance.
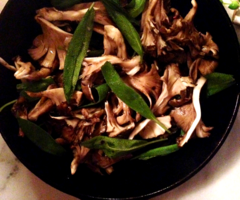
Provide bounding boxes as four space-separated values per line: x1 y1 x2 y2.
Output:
3 0 218 175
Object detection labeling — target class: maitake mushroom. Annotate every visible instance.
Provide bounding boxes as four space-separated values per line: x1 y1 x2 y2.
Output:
170 76 212 147
28 16 72 70
0 0 220 175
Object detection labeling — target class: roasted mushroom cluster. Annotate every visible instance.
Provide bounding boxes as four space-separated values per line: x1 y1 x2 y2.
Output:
0 0 219 175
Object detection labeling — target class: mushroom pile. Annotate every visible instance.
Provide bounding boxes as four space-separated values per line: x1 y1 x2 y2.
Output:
1 0 219 175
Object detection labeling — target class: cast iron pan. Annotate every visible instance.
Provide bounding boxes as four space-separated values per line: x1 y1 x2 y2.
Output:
0 0 240 199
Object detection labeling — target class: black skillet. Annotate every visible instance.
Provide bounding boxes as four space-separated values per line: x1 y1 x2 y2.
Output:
0 0 239 199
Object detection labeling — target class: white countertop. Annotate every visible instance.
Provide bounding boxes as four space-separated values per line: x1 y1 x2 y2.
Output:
1 1 240 200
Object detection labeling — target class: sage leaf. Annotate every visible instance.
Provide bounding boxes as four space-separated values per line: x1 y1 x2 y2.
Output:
101 62 170 133
112 0 120 4
50 0 83 9
101 0 139 25
87 49 104 57
205 72 236 97
17 77 55 102
20 91 39 102
63 4 95 102
16 77 55 92
0 99 17 112
17 118 67 156
101 0 143 59
81 135 167 158
126 0 147 18
81 83 110 108
134 144 179 160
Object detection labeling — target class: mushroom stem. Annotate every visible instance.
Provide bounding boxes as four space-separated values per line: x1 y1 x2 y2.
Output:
179 76 206 147
0 57 16 71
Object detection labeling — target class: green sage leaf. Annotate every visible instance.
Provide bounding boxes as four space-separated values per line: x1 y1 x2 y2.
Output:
50 0 83 9
112 0 120 4
81 135 167 158
101 62 170 133
101 0 143 59
63 4 95 102
205 72 236 97
81 83 110 108
87 49 104 57
16 77 55 92
17 77 55 102
134 144 179 160
17 118 67 156
101 0 139 25
20 91 39 102
126 0 147 18
0 99 17 112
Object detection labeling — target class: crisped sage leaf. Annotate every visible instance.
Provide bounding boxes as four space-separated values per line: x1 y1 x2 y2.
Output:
101 62 170 133
87 49 104 57
101 0 139 25
63 4 95 102
81 83 110 107
205 72 236 97
134 144 179 160
16 77 55 92
126 0 147 18
101 0 143 59
20 91 39 102
17 77 55 102
0 99 17 112
81 135 167 158
50 0 83 9
17 118 67 156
